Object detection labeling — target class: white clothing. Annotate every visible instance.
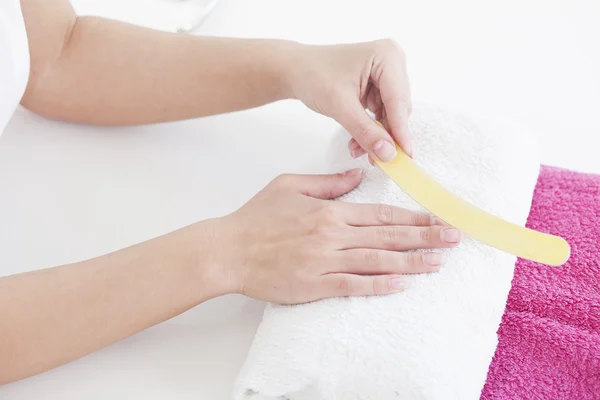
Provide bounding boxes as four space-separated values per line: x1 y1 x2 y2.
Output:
0 0 30 136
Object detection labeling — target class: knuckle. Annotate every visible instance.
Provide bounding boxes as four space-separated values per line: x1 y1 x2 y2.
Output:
352 118 379 145
414 252 425 266
297 247 316 264
375 38 393 49
364 250 382 269
406 252 423 270
420 227 433 243
337 277 354 296
293 267 311 283
272 173 294 189
412 212 431 226
312 207 341 241
377 38 405 56
376 204 395 224
318 203 340 224
312 224 335 242
378 226 401 243
372 278 387 296
429 226 444 244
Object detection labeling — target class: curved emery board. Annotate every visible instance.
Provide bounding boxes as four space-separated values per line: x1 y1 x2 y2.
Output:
374 144 571 266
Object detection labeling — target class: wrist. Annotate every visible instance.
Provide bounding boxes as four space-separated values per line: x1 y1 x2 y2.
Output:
269 39 305 100
162 219 233 302
186 217 243 298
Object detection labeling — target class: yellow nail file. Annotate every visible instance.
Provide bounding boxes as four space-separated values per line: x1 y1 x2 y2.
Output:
374 143 571 267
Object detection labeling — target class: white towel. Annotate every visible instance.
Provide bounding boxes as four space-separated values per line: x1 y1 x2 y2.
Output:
233 103 541 400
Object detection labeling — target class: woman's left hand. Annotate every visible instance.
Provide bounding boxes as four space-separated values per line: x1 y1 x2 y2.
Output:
286 39 413 163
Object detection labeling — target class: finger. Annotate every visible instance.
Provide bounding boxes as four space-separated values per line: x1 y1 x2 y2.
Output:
273 170 362 200
431 216 451 226
374 51 413 157
368 155 375 166
348 138 366 158
350 148 366 158
345 225 462 252
336 97 398 162
320 273 405 298
366 86 384 118
360 82 374 109
336 249 443 275
348 137 358 150
383 98 412 157
339 203 434 227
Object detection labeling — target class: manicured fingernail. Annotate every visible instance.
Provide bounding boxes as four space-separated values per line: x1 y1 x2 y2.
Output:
350 148 365 158
423 253 443 267
373 139 397 162
390 277 404 290
405 141 414 158
441 228 462 244
344 168 362 177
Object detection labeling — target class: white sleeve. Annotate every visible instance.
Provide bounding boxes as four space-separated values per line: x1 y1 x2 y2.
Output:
0 0 30 136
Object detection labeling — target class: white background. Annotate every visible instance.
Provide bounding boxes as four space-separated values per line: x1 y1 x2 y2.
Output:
1 0 599 399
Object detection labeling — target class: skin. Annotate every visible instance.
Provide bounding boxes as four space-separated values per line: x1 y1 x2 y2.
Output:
0 0 462 384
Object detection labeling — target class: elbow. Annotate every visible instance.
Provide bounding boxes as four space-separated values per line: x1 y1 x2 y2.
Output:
20 16 79 120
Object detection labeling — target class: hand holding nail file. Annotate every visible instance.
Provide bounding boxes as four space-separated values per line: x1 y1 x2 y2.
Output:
373 127 571 266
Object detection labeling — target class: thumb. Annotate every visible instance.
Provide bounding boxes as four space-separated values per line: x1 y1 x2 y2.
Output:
275 169 363 200
337 99 398 162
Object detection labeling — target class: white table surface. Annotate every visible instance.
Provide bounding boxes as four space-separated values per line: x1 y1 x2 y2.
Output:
1 0 599 399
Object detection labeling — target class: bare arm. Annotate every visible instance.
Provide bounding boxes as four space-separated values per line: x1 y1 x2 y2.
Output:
0 221 227 384
19 0 414 159
0 170 459 384
19 0 294 125
1 0 436 386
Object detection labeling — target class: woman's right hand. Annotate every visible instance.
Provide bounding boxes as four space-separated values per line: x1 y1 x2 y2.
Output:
211 170 461 304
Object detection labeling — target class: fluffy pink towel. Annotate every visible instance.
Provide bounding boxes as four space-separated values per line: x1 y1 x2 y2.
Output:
481 166 600 399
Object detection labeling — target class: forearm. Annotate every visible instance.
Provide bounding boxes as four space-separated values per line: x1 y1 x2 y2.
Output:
22 15 298 125
0 220 226 384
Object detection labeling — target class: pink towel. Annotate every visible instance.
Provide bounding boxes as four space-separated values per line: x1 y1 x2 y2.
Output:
481 166 600 399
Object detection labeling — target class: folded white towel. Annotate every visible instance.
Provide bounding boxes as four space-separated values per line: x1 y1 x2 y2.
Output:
233 104 541 400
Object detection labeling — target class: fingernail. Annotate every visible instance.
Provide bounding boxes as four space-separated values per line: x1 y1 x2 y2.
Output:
405 141 414 158
350 148 365 158
423 253 443 267
344 168 362 177
390 277 404 290
373 139 397 162
441 228 462 244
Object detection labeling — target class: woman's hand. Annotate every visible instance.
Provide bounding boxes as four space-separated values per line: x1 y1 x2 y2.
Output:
215 170 461 304
20 2 410 151
0 170 460 383
286 39 413 163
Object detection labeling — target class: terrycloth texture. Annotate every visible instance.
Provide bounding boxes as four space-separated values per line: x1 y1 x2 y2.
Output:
233 104 541 400
482 166 600 399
